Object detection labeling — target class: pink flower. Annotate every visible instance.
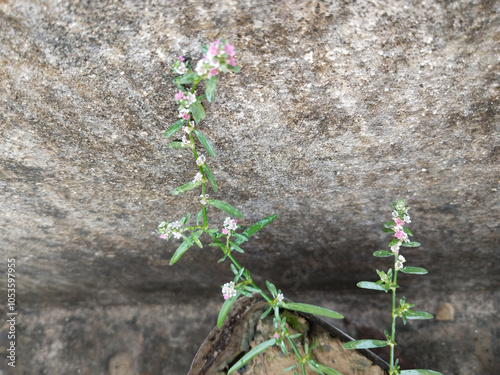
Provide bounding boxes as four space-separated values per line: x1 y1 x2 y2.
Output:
395 230 405 240
209 68 218 77
182 112 190 120
395 217 405 226
175 90 185 101
224 43 235 56
227 56 236 66
222 228 229 235
273 333 280 339
208 41 219 56
160 234 167 239
178 56 185 62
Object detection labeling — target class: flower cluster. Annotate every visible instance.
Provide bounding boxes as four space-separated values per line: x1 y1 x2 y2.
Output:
200 194 209 205
222 217 238 235
172 55 188 75
158 220 183 240
175 90 197 109
390 200 411 254
195 39 236 78
395 255 406 270
222 281 237 300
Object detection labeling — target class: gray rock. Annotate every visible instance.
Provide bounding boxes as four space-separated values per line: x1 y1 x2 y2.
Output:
0 0 498 374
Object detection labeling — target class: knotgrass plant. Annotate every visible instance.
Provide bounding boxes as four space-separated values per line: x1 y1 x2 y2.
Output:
343 199 443 375
159 39 343 375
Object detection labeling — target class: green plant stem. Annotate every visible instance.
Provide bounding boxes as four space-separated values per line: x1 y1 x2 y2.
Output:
390 263 399 374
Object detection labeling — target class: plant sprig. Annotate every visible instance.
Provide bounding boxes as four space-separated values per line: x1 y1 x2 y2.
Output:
158 39 344 375
343 199 443 375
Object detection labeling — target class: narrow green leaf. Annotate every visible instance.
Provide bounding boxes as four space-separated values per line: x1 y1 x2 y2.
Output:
235 214 278 245
206 199 242 218
373 250 394 257
402 241 421 247
403 227 414 236
384 221 396 228
311 362 343 375
196 209 203 225
169 231 202 265
227 339 276 374
284 364 299 372
194 129 216 157
260 306 272 320
382 227 394 233
217 296 237 329
163 119 184 138
227 64 241 73
192 230 203 248
343 339 388 349
229 241 245 253
202 163 217 192
406 311 434 320
206 76 217 102
168 141 187 149
209 243 226 248
401 370 444 375
401 266 428 275
172 180 201 196
178 72 198 84
266 281 277 296
357 281 386 291
244 286 261 294
389 238 400 247
286 302 343 319
190 100 205 124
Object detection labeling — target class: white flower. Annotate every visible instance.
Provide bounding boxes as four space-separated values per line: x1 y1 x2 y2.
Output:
181 135 191 147
392 210 399 218
200 194 209 205
193 172 203 183
224 217 238 230
404 214 411 223
174 63 187 75
390 242 401 253
396 255 406 270
186 92 197 107
196 155 206 166
222 281 237 300
172 231 182 239
277 293 284 302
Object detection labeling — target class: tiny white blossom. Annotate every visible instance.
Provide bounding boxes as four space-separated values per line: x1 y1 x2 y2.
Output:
200 194 209 205
396 255 406 270
392 210 399 218
390 242 401 253
193 172 203 183
222 281 237 300
277 293 284 302
404 214 411 223
181 135 191 147
186 92 197 107
196 155 206 166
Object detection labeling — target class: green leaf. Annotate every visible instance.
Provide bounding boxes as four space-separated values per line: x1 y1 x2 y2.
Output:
192 230 203 248
196 209 203 225
217 296 237 329
401 370 444 375
227 64 241 73
403 227 414 236
206 199 242 218
401 266 428 275
405 311 434 320
284 364 299 372
194 129 216 157
388 238 400 247
229 241 245 253
286 302 343 319
172 180 201 195
260 306 272 320
206 76 217 102
373 250 394 257
202 163 217 192
382 227 394 233
235 214 277 245
310 362 344 375
168 141 186 149
343 339 388 349
357 281 386 291
266 281 278 296
178 72 198 84
190 100 206 124
169 231 202 265
402 241 421 247
227 339 276 374
163 119 184 138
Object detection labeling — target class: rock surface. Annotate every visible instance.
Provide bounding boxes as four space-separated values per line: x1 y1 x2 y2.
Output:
0 0 499 374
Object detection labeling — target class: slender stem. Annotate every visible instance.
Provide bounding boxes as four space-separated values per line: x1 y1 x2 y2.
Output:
390 263 399 373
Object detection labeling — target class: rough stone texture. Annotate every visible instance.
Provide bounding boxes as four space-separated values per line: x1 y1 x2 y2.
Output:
0 0 499 374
